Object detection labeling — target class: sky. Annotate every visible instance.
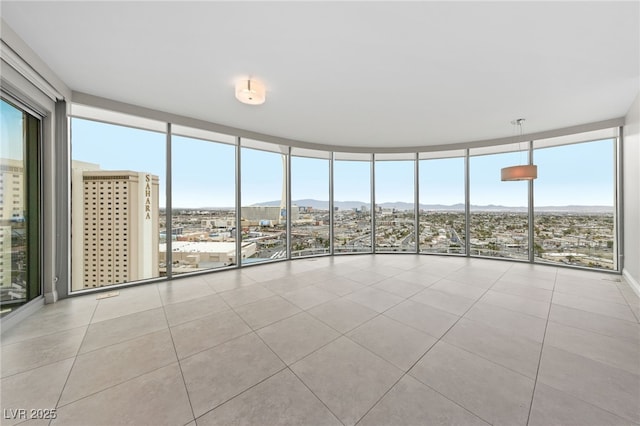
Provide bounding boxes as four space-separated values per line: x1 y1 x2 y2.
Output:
1 100 25 161
292 156 329 202
70 117 614 209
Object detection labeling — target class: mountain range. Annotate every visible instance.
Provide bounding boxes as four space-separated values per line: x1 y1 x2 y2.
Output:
249 199 613 213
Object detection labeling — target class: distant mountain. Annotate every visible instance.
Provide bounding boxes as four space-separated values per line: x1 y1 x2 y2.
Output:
533 205 614 213
250 199 613 213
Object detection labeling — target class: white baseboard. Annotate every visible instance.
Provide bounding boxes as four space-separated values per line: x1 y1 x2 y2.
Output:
0 296 45 335
622 269 640 298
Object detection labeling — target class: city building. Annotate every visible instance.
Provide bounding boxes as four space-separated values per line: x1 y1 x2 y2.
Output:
0 158 24 222
241 205 299 225
0 225 12 288
0 3 638 426
0 159 25 300
70 166 159 290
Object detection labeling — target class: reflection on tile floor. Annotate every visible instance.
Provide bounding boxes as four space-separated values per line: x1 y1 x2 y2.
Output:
1 255 639 426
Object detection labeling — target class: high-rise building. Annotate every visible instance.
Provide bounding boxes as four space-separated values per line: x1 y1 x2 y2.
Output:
71 166 159 290
0 225 11 288
0 159 25 292
0 158 24 222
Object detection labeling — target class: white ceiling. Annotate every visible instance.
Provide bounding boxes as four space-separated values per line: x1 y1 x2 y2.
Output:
2 1 638 149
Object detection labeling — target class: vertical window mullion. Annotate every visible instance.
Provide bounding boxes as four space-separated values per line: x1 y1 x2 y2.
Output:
165 123 172 278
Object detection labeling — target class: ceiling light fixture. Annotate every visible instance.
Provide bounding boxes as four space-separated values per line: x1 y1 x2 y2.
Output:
501 118 538 181
235 78 266 105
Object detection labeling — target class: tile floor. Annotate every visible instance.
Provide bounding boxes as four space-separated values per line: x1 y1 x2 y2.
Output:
1 255 639 426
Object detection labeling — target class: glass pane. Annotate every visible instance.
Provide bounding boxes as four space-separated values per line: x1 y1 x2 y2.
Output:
534 139 615 270
375 160 415 252
334 160 372 253
240 147 287 264
419 157 466 254
170 135 236 274
291 156 330 257
0 99 40 316
71 117 165 290
470 152 529 260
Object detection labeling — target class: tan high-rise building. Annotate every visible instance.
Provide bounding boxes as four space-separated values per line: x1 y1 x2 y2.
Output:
0 226 12 288
1 158 24 289
71 165 159 290
0 158 24 222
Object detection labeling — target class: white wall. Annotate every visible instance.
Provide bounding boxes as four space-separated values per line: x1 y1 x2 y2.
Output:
1 19 71 332
623 92 640 294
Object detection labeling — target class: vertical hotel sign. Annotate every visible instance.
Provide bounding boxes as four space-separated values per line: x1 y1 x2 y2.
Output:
145 174 152 220
139 172 153 278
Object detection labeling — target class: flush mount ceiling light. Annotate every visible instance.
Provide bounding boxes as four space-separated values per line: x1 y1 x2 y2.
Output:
235 79 266 105
501 118 538 181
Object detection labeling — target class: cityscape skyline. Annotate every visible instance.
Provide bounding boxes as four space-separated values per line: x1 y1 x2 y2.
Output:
71 117 615 209
62 116 620 289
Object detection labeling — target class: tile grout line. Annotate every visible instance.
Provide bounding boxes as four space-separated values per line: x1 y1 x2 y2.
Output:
0 305 97 347
48 288 178 412
289 264 442 425
525 267 559 426
70 310 169 357
192 364 290 422
393 376 494 426
545 315 640 347
352 263 517 426
285 366 346 426
42 298 180 417
7 256 633 426
553 286 637 310
51 296 101 418
199 295 346 425
614 278 640 323
550 299 639 324
158 284 198 425
0 327 88 381
217 264 435 424
51 361 182 411
526 357 640 424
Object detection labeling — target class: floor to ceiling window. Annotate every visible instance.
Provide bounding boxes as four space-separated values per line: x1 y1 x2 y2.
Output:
62 102 621 297
170 126 236 273
70 110 166 291
469 145 529 260
333 154 372 254
419 151 466 254
534 136 616 270
291 149 330 257
0 98 41 316
375 155 416 252
240 140 288 264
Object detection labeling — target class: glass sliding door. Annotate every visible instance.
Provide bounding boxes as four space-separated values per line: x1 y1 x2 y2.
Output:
534 139 615 269
170 127 237 273
70 115 166 290
240 141 288 264
333 155 372 253
419 153 466 254
0 98 40 316
375 157 416 252
291 150 330 257
469 147 529 260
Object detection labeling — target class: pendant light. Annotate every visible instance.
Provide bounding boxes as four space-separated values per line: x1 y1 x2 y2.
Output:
501 118 537 181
